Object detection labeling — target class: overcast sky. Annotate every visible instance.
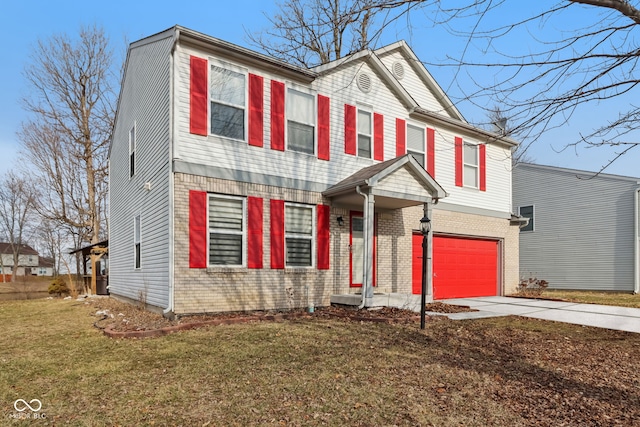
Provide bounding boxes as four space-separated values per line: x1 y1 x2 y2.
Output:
1 0 638 178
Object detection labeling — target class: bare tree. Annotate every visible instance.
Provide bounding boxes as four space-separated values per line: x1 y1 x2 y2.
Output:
0 173 36 282
254 0 640 171
19 24 116 245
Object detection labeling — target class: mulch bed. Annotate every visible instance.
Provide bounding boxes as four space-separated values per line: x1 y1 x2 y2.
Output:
85 297 475 338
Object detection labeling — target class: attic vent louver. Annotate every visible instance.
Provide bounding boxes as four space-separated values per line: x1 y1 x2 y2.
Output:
357 72 372 93
392 62 405 80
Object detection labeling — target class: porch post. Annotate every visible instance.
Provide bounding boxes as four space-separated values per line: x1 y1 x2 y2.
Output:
365 193 375 300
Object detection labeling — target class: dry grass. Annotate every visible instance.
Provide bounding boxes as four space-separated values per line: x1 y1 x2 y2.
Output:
533 290 640 308
1 298 640 426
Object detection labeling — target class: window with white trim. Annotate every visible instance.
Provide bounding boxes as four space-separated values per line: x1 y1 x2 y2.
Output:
519 205 534 232
208 195 245 266
129 123 136 178
134 214 141 269
210 62 246 140
463 143 479 187
407 123 425 168
287 88 315 154
285 203 314 267
357 109 372 158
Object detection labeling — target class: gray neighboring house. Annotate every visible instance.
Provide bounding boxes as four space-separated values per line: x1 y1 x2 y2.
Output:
513 163 640 292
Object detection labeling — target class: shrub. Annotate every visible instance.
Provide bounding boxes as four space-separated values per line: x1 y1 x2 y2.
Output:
516 276 549 297
48 277 70 297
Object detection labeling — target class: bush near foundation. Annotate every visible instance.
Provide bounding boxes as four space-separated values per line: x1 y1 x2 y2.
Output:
517 276 549 297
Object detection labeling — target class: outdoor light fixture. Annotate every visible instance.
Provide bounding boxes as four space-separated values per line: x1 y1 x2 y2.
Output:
336 216 344 227
420 214 431 329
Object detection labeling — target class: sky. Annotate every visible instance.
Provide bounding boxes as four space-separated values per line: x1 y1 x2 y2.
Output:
1 0 638 179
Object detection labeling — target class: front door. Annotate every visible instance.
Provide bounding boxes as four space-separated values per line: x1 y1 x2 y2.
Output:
349 212 376 288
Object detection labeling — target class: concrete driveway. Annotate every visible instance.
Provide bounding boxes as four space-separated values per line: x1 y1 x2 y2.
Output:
439 296 640 334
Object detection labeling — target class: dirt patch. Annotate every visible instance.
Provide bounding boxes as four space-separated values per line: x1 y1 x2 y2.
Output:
425 301 477 313
85 297 450 336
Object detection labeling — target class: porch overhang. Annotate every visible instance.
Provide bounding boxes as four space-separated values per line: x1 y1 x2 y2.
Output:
322 154 448 209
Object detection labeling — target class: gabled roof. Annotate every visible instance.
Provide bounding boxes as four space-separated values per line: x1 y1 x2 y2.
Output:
0 243 38 256
516 162 640 183
323 154 448 209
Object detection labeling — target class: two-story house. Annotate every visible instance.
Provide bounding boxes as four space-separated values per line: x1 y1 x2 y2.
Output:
108 26 521 316
0 242 39 277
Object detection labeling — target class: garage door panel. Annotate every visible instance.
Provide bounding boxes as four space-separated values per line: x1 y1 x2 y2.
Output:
412 234 498 299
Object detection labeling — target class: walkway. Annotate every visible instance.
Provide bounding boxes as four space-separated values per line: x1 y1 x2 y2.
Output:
440 296 640 334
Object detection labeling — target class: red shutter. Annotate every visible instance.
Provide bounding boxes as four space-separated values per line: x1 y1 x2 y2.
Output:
479 144 487 191
317 204 330 270
318 95 330 160
427 127 435 177
270 199 285 269
455 137 463 187
396 118 406 157
249 74 264 147
189 190 207 268
189 56 208 136
270 80 285 151
247 197 263 269
344 104 356 155
373 113 384 161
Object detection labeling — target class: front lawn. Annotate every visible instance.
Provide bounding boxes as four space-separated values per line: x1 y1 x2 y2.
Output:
540 290 640 308
1 299 639 426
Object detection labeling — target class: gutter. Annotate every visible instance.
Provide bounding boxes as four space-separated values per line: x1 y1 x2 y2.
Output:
163 28 180 318
635 185 640 294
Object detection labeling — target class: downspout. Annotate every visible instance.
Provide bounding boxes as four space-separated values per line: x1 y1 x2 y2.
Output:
635 186 640 294
356 185 368 309
164 29 180 318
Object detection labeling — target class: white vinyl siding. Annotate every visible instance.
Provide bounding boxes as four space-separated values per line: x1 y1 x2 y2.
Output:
210 62 246 140
208 195 246 266
463 143 479 188
357 109 372 159
287 88 315 154
407 123 425 168
285 204 314 267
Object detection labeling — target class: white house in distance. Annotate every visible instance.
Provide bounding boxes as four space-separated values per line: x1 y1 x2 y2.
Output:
514 163 640 293
108 25 521 316
0 242 39 277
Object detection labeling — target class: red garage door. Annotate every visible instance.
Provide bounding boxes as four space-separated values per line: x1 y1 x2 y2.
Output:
412 234 499 299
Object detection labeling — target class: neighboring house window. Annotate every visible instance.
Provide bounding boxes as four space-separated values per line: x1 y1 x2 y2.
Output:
285 203 314 267
129 123 136 178
287 88 315 154
134 214 141 269
519 205 534 232
407 123 425 168
210 63 246 140
463 143 479 188
209 195 245 266
357 109 372 158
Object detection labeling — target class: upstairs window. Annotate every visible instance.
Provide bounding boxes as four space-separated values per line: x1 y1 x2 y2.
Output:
519 205 534 232
357 109 372 158
287 89 315 154
209 195 245 266
210 64 246 140
463 143 479 187
129 124 136 178
407 124 425 168
285 204 314 267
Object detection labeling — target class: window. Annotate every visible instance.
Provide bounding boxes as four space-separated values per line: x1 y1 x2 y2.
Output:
407 124 425 168
210 64 246 140
287 89 315 154
129 124 136 178
209 195 245 266
134 214 141 269
357 109 372 158
519 205 534 232
463 143 479 187
285 204 314 267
